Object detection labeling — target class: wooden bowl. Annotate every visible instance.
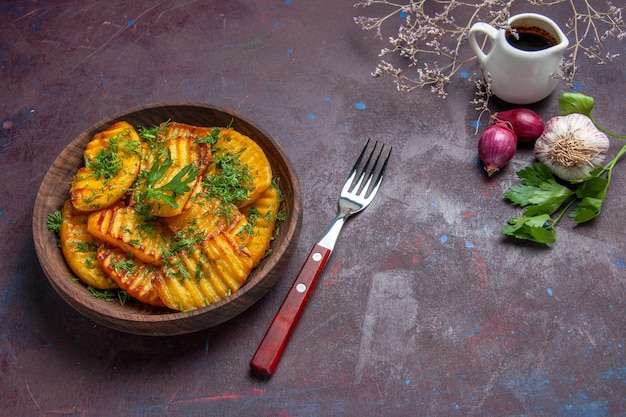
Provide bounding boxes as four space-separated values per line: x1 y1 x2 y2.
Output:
32 103 302 336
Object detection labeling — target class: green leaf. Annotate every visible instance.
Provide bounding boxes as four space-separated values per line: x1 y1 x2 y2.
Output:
504 163 574 217
504 163 559 206
575 176 608 200
570 196 604 224
501 214 556 244
524 183 574 216
559 92 594 117
127 157 199 211
157 163 198 195
146 152 174 187
504 185 536 206
517 162 556 185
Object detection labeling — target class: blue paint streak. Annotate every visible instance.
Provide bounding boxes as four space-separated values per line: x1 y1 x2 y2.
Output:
460 71 470 78
467 326 482 336
287 49 293 55
558 400 610 417
324 96 330 101
400 11 408 18
571 79 583 92
547 288 554 296
465 241 474 249
472 119 482 129
355 101 366 110
128 20 135 26
597 366 626 381
613 258 625 269
440 235 448 244
308 114 315 120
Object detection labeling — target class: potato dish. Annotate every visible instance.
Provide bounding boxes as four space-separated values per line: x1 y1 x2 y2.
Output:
54 120 282 311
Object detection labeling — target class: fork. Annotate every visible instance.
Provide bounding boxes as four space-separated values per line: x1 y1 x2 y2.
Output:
250 139 391 377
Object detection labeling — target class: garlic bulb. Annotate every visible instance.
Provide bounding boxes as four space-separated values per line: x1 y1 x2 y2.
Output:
534 113 610 181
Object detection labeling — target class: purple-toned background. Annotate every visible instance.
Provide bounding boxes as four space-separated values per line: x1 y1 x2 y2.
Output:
1 1 624 416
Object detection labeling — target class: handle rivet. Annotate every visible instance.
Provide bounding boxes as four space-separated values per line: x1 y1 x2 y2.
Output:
312 252 322 262
296 283 306 293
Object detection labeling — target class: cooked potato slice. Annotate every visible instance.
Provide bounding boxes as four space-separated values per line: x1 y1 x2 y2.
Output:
154 231 253 311
87 205 172 265
59 200 118 290
163 181 248 243
132 135 206 218
241 184 281 267
158 122 215 164
97 246 165 307
207 128 273 208
71 121 141 211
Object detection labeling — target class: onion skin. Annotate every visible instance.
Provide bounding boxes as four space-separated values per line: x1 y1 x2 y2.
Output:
478 121 518 176
492 108 544 143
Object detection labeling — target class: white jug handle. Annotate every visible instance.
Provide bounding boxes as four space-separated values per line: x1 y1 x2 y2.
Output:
468 22 499 65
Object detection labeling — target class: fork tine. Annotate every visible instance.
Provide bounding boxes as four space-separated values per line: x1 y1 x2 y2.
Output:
359 142 383 197
365 143 391 200
342 139 392 200
361 142 391 200
341 138 371 194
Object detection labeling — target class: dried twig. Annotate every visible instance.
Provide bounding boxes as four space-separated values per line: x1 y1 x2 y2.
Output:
354 0 624 99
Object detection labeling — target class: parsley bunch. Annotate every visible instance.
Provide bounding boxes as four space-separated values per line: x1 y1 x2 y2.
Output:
502 93 626 244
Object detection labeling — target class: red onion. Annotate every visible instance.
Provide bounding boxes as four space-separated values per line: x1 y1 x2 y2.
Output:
478 121 518 176
492 108 544 143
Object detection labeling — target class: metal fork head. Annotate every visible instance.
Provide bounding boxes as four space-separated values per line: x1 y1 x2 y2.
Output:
339 139 391 215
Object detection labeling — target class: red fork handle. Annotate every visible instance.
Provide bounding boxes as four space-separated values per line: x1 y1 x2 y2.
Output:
250 243 332 377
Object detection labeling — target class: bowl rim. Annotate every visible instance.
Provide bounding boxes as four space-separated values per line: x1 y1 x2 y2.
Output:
32 102 302 331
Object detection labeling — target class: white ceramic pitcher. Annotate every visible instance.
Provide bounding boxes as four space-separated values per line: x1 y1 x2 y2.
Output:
468 13 569 104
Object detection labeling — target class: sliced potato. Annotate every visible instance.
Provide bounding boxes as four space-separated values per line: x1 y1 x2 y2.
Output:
133 135 206 218
59 200 118 290
87 205 172 265
241 184 281 267
158 121 215 159
208 128 273 207
71 121 141 211
154 231 253 311
97 246 165 307
163 181 248 243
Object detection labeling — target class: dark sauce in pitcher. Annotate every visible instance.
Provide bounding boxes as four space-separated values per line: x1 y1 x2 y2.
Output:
506 27 556 51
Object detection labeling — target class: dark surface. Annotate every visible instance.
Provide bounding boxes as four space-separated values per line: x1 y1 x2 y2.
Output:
1 1 624 416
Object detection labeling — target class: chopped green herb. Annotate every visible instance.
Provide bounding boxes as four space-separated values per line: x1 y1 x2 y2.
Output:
75 241 97 253
137 121 169 144
87 286 130 305
203 152 253 206
113 258 136 274
194 127 221 145
167 230 204 256
86 148 119 179
47 210 63 235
